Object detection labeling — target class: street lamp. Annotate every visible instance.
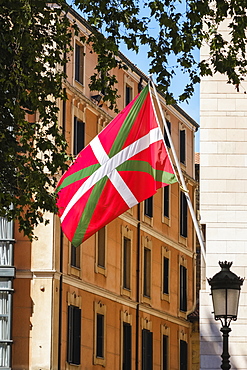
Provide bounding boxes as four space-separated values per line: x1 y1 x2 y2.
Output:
208 261 244 370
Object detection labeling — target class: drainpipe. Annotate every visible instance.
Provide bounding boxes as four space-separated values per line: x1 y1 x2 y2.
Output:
58 89 66 369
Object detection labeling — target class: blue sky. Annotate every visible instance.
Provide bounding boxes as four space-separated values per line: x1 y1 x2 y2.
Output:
119 43 200 151
68 0 200 151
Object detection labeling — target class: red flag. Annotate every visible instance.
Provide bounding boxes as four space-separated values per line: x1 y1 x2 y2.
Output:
56 85 177 246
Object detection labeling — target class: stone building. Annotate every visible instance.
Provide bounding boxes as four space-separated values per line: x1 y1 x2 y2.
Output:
200 26 247 370
0 7 199 369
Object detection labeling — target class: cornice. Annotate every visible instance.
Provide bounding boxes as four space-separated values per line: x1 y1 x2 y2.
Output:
16 269 61 280
63 275 191 327
63 80 113 122
119 213 194 258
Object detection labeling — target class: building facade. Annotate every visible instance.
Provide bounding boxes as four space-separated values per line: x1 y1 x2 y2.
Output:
200 28 247 369
0 8 199 370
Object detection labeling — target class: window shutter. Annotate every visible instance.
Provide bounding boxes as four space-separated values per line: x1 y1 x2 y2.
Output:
163 185 169 218
180 266 187 312
67 305 73 363
163 257 169 294
163 335 168 370
180 192 188 238
164 121 171 148
123 322 132 370
142 329 147 370
143 248 151 298
180 340 188 370
125 85 133 106
75 43 83 84
180 130 186 164
142 329 153 370
75 43 80 82
97 227 106 268
147 330 153 370
96 313 104 358
123 237 131 289
144 196 153 218
71 244 80 268
73 306 81 364
74 117 85 156
67 305 81 365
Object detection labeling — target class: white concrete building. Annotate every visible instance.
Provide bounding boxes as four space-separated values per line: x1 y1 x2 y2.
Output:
200 31 247 369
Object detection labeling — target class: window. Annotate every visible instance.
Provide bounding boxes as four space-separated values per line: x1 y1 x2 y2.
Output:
161 325 170 370
163 257 169 295
144 196 153 218
143 247 151 298
94 301 106 366
164 120 171 148
97 227 106 270
180 265 187 312
71 244 80 269
125 84 133 106
142 329 153 370
180 340 188 370
123 322 132 370
163 335 168 370
180 192 188 238
75 42 84 84
142 237 152 301
67 305 81 365
121 226 133 296
74 117 85 156
123 237 131 290
180 129 186 164
96 314 104 358
62 88 66 136
163 185 170 219
162 248 170 302
121 311 132 370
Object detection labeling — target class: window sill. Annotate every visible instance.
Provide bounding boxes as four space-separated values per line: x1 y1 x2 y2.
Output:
179 235 187 247
161 293 170 302
95 264 107 276
143 214 153 227
66 362 81 370
178 310 187 319
162 215 171 226
121 287 132 298
68 265 82 279
74 80 84 88
94 356 105 366
142 294 152 305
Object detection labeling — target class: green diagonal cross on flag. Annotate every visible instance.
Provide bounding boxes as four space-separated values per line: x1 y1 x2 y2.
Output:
56 84 177 246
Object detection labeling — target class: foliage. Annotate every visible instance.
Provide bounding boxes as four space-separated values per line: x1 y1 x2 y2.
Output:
0 0 71 238
73 0 247 105
1 0 247 238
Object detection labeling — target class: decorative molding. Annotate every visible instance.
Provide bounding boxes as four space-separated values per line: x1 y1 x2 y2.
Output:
62 275 191 327
141 317 152 331
63 80 113 121
67 291 82 308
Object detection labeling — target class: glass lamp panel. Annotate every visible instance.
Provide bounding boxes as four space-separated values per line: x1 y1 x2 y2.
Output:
212 289 226 317
227 289 240 317
212 288 240 318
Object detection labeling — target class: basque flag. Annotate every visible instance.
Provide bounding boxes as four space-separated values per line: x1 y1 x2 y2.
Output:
56 84 177 246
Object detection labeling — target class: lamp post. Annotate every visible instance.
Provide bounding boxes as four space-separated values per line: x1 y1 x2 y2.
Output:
208 261 244 370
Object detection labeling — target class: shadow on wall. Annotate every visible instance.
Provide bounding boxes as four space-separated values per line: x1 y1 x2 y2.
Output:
200 316 247 370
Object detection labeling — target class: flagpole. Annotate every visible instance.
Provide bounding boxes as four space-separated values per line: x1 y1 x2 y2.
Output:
149 79 206 262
